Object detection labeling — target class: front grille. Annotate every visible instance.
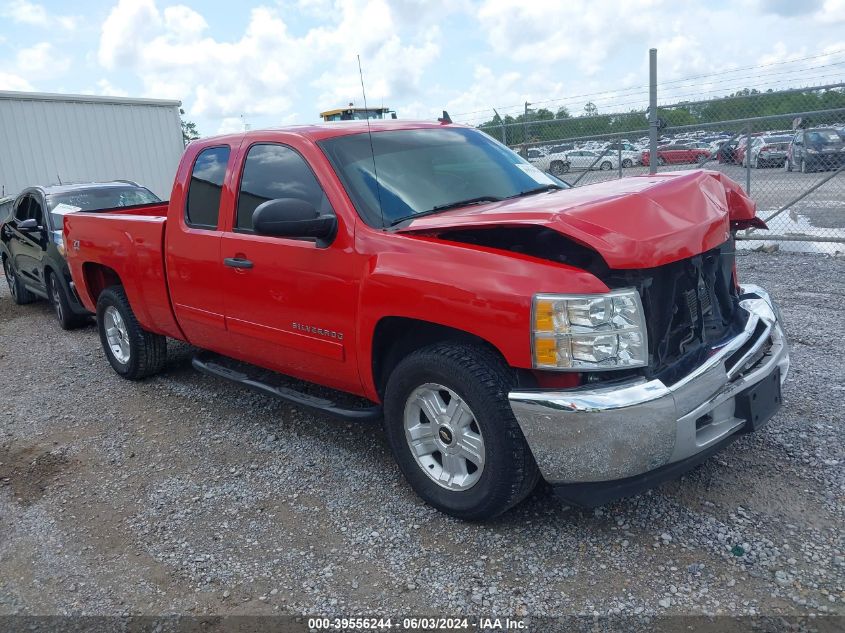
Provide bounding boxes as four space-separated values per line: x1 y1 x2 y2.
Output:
598 240 745 383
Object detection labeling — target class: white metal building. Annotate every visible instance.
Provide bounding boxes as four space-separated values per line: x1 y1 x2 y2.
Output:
0 90 185 200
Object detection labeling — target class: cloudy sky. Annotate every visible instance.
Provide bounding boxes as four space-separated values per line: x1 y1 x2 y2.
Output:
1 0 844 136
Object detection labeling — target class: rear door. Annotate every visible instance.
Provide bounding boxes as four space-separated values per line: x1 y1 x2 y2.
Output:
220 141 363 394
165 145 232 349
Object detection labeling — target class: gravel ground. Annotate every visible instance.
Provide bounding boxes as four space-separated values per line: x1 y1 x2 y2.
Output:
0 251 843 624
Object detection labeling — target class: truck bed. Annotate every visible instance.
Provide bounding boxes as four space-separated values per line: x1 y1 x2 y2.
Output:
63 203 183 339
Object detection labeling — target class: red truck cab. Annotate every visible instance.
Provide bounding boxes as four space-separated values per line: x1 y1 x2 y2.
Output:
64 121 788 519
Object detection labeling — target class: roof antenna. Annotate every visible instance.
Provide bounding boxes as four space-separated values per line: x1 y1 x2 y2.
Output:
358 54 385 229
57 173 62 185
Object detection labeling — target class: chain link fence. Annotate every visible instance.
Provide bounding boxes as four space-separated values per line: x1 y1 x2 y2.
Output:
481 83 845 255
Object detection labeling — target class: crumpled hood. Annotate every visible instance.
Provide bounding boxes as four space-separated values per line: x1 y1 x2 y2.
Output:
396 170 762 269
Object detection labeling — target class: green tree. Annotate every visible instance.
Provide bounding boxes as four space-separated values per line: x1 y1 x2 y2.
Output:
180 108 200 144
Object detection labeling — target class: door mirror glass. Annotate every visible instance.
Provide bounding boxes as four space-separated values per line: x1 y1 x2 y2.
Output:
252 198 337 246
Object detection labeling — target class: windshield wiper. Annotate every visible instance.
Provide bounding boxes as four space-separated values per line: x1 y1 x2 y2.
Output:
505 184 564 199
389 196 503 227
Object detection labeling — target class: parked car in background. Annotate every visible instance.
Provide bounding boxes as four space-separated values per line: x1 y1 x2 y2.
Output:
566 149 620 171
718 138 750 164
528 147 571 176
602 142 641 167
733 136 764 166
526 148 546 163
744 135 792 168
1 181 162 329
785 128 845 173
0 196 13 222
641 144 711 166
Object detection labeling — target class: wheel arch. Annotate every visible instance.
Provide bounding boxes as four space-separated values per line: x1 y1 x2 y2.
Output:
370 317 510 401
81 262 122 305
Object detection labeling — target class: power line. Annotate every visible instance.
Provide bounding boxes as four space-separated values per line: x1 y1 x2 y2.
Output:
454 73 845 124
450 48 845 119
456 75 845 127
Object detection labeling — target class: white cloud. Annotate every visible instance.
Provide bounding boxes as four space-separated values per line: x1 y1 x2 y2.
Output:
16 42 71 78
817 0 845 22
1 0 77 29
96 78 129 97
98 0 442 124
477 0 666 76
0 71 34 91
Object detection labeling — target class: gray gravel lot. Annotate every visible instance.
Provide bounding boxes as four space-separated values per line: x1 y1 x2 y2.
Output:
0 251 843 621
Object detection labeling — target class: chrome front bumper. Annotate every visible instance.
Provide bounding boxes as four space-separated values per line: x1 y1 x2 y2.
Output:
509 285 789 487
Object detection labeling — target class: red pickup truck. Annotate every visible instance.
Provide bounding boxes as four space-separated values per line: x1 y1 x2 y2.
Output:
64 121 789 520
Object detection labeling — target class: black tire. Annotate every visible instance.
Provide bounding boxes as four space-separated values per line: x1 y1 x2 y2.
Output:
383 342 540 520
96 285 166 380
599 161 612 171
3 257 35 305
48 272 86 330
622 158 633 168
550 160 569 175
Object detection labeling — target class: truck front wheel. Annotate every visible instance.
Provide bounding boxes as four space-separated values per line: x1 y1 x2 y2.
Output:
96 286 166 380
383 343 539 520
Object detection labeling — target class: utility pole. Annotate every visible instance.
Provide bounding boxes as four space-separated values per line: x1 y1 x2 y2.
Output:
648 48 658 175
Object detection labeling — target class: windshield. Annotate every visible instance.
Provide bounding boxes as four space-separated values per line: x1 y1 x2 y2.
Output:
319 127 569 227
806 130 841 145
47 186 160 228
763 136 791 144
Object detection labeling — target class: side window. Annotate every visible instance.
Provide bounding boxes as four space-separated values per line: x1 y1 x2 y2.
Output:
14 197 30 222
29 197 44 226
186 146 230 229
236 143 333 233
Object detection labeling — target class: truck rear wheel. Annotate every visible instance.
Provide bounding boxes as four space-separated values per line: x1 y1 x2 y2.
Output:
383 342 539 520
96 286 166 380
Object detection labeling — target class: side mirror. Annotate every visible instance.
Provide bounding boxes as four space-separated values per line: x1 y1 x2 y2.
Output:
17 218 41 232
252 198 337 247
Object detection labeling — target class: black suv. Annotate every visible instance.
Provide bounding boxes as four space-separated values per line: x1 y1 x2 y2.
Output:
786 128 845 172
1 182 160 329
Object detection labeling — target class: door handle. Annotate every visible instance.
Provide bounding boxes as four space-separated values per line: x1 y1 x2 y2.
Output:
224 257 253 269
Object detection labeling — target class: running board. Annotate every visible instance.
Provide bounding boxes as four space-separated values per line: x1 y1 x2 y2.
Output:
191 352 382 422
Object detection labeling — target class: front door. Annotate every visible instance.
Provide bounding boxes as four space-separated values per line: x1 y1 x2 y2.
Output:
10 195 47 292
220 142 362 394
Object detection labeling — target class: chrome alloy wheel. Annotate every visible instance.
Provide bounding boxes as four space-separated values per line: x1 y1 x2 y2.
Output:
403 383 485 491
103 306 131 364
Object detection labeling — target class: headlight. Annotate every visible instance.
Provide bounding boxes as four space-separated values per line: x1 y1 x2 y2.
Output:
806 148 818 154
532 289 649 370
